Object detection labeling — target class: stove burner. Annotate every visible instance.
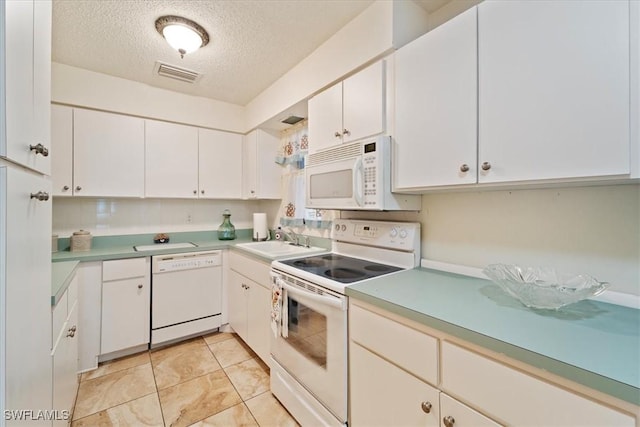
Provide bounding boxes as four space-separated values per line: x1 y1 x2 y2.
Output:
293 259 326 268
325 268 365 280
364 264 393 272
322 254 344 261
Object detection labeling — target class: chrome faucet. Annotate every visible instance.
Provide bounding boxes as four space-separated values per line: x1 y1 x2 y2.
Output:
282 228 300 246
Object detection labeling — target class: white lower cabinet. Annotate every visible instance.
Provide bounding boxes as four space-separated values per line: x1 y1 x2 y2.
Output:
52 274 79 425
100 258 150 357
228 251 271 364
350 342 441 427
348 301 637 427
439 393 500 427
441 341 636 427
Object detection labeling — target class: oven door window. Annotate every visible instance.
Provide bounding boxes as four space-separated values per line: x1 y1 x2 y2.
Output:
284 296 327 369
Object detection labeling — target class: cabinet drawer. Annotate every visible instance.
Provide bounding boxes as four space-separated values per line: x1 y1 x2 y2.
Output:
350 304 439 386
439 393 501 427
52 291 68 346
441 341 635 427
229 250 270 288
103 257 147 281
66 274 78 309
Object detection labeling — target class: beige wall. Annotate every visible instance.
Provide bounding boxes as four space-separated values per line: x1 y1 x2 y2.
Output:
419 184 640 296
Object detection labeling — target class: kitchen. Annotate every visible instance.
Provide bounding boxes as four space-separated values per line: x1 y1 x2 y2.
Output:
1 0 639 426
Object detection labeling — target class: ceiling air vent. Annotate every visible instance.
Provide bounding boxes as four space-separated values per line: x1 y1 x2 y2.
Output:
154 61 202 83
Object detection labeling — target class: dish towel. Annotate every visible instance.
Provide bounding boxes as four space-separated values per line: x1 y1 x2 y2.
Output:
271 276 283 339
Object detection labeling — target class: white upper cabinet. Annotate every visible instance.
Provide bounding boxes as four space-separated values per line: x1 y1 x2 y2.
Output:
394 0 632 191
73 109 145 197
243 129 281 199
394 6 478 190
51 105 73 196
145 120 199 198
309 61 386 153
477 0 630 183
198 128 243 199
1 0 51 175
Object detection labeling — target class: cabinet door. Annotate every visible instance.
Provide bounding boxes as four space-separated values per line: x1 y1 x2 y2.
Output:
77 262 102 372
198 128 243 199
51 105 73 196
342 61 385 144
2 0 51 174
308 83 343 152
228 270 248 342
255 130 282 199
243 130 282 199
395 7 477 189
73 109 144 197
52 301 78 426
145 120 199 198
101 277 150 355
478 0 630 183
247 282 271 365
439 393 502 427
350 342 440 427
1 166 53 416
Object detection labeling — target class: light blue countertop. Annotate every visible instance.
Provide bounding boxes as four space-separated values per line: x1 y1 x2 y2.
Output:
346 267 640 406
51 260 79 306
50 229 331 307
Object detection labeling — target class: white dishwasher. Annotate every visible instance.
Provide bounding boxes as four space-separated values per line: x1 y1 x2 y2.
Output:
151 250 223 347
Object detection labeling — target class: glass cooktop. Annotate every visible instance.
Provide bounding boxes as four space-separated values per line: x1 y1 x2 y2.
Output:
280 253 402 284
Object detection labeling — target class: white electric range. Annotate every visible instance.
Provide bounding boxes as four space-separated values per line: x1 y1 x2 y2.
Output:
270 219 421 427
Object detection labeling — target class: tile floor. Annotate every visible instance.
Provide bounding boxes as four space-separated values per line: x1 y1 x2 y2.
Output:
71 332 299 427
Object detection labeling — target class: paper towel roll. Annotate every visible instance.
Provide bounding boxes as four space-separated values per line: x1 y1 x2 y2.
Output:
253 213 268 241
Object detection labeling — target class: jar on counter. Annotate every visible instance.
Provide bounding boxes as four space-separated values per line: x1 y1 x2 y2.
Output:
217 209 236 240
70 230 92 252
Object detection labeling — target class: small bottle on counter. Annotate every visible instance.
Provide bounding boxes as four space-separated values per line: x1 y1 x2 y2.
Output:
217 209 236 240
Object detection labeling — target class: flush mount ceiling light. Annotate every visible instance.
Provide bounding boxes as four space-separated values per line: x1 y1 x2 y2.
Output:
155 15 209 59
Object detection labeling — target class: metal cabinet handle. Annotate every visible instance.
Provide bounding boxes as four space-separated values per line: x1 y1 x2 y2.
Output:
30 191 49 201
70 325 77 332
481 161 491 171
193 190 197 195
63 185 70 191
342 129 350 137
66 327 76 338
459 164 470 173
443 416 455 427
138 284 143 289
29 143 49 157
201 190 205 194
421 401 432 414
75 186 82 191
334 131 342 138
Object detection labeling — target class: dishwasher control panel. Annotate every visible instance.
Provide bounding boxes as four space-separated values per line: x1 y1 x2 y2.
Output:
153 250 222 273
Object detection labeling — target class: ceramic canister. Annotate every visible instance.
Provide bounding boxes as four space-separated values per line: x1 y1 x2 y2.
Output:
70 230 92 252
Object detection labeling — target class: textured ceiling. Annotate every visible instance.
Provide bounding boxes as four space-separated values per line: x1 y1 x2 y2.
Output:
52 0 379 106
53 0 453 107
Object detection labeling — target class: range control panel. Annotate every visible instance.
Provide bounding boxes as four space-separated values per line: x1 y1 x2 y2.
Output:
153 250 222 273
332 219 420 252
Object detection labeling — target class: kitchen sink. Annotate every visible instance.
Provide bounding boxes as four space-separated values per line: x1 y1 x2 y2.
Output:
235 241 327 258
134 242 197 252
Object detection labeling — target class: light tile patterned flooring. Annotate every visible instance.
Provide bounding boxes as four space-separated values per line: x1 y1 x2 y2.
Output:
71 332 299 427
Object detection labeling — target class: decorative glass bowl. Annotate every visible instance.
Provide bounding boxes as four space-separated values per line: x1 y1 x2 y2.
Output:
482 264 609 310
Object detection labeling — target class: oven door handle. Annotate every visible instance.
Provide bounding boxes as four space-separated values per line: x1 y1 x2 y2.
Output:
281 282 346 311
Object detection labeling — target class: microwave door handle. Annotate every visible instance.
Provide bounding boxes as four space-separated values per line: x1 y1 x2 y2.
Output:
353 157 364 207
281 282 345 310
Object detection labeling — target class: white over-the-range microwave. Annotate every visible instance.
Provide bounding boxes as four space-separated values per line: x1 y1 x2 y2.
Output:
305 136 421 211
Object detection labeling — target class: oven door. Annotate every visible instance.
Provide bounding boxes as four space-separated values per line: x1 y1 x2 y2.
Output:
271 272 348 422
305 155 364 210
